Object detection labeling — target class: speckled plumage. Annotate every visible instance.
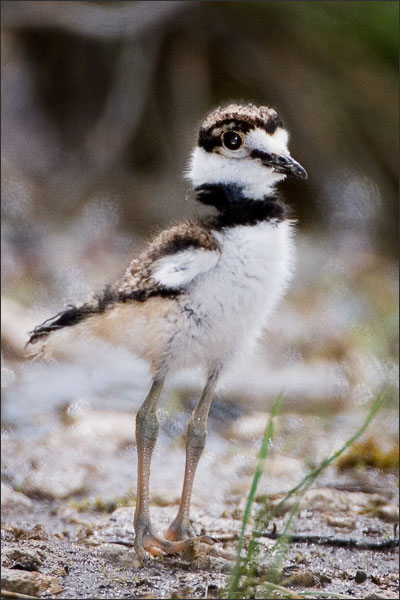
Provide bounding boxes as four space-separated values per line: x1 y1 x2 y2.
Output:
27 103 307 562
27 222 220 350
117 221 221 297
200 103 282 132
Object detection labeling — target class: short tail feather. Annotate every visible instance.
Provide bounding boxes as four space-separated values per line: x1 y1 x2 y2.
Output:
27 304 94 346
26 285 118 347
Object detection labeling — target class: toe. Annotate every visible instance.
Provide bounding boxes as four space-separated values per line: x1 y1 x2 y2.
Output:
145 534 186 554
198 535 215 545
145 532 215 559
133 542 146 566
146 545 165 557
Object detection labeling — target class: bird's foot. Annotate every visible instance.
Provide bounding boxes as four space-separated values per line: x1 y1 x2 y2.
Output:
165 520 215 561
134 528 214 564
148 532 214 561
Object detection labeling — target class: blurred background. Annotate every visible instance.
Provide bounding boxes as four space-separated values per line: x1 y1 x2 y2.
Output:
1 0 398 521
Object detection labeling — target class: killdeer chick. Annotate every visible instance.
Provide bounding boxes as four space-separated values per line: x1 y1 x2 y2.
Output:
27 103 307 563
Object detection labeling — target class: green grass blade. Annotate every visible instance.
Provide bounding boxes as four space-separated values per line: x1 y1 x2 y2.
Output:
225 391 386 599
256 390 386 536
225 393 283 598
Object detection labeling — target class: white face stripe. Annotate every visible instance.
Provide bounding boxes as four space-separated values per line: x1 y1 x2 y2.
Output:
187 126 291 199
246 127 290 156
187 147 286 199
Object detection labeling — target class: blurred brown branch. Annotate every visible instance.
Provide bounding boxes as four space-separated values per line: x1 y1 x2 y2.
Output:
1 1 194 39
83 37 161 171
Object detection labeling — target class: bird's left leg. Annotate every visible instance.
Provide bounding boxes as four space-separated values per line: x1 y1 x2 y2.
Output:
165 366 220 542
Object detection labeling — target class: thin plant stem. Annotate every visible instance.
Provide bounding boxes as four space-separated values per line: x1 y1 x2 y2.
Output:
224 391 386 599
257 391 385 535
226 393 283 598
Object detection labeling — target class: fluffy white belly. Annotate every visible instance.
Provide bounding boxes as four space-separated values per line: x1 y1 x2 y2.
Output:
171 220 295 369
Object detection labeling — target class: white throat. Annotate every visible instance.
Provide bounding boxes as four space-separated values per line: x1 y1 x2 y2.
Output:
187 147 286 199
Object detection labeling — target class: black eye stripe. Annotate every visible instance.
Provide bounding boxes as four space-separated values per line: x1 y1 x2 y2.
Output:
198 130 223 152
198 115 284 152
198 120 252 152
265 113 283 134
211 120 253 136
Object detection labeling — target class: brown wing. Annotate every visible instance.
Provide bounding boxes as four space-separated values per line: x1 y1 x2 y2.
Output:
28 222 220 346
116 221 220 298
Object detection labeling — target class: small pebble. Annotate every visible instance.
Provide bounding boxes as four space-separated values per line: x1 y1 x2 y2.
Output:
355 569 367 584
326 515 356 529
5 548 45 571
284 569 318 587
295 552 307 564
52 566 68 577
376 504 399 523
1 567 63 596
19 524 49 541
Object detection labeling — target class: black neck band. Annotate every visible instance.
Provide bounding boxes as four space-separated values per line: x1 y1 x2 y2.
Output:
195 184 287 228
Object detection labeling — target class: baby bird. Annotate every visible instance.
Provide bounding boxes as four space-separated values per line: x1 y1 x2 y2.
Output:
28 103 307 563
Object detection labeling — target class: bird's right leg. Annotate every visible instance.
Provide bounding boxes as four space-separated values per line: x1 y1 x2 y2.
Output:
134 375 165 563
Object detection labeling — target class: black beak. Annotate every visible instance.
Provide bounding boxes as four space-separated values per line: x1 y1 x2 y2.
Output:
251 150 308 179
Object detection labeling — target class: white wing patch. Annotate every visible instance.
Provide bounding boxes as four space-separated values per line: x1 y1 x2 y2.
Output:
152 248 220 288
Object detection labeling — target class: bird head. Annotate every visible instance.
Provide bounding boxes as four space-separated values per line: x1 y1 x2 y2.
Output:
188 103 307 200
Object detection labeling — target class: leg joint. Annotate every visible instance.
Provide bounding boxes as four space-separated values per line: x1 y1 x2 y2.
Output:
187 419 207 451
136 408 159 443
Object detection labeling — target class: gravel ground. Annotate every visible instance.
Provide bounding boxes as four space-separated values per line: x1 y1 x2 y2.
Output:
1 398 399 599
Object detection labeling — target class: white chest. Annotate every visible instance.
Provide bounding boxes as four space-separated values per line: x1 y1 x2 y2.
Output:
174 219 295 367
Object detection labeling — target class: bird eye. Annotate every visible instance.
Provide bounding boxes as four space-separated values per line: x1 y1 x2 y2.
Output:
222 131 243 151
